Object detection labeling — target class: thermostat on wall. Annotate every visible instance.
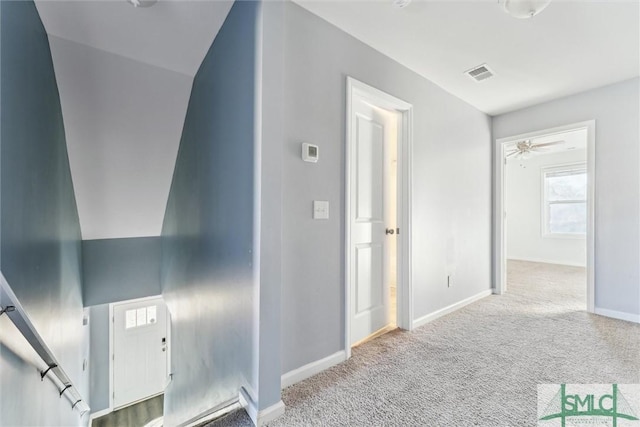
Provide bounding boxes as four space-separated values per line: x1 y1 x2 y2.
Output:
302 143 319 163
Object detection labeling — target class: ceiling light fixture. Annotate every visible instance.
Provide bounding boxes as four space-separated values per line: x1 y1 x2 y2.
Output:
392 0 411 9
127 0 157 8
502 0 551 19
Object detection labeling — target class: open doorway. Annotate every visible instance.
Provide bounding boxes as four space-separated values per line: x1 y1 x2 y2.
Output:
345 77 413 356
494 121 595 312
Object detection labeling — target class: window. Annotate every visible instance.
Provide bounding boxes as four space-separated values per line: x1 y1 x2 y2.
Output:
543 165 587 236
125 305 157 329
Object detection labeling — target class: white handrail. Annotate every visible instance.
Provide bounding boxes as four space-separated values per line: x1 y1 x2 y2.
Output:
0 272 90 416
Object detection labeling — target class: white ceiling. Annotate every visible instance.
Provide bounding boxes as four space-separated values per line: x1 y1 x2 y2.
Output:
34 0 233 239
31 0 638 239
293 0 640 115
48 36 193 239
35 0 233 76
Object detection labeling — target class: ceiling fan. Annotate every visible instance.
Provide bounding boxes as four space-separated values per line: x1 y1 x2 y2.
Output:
506 139 565 159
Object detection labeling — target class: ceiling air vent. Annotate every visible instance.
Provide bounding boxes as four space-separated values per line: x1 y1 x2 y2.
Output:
465 64 494 82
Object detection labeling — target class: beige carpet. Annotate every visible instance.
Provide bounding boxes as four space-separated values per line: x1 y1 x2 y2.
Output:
207 260 640 426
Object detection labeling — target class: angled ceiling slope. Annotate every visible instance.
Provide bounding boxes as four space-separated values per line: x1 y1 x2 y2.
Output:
35 1 234 240
293 0 640 115
36 0 234 76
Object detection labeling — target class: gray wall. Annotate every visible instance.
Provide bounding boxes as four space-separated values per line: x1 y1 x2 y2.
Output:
160 2 259 424
0 1 89 425
255 0 285 412
89 304 110 414
493 78 640 317
281 3 492 373
83 237 162 306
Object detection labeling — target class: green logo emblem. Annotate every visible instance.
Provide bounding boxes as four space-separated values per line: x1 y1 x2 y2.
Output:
538 384 639 427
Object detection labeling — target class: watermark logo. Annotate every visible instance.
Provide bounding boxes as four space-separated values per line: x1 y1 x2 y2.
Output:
538 384 640 427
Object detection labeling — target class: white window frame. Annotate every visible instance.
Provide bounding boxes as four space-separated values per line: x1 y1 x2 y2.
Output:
541 162 587 239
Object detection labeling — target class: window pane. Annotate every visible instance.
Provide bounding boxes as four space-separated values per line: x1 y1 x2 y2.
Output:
125 309 136 329
147 305 157 324
549 202 586 234
547 171 586 201
136 307 147 326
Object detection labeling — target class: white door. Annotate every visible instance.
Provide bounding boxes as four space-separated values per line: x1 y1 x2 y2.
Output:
113 297 168 408
349 93 398 345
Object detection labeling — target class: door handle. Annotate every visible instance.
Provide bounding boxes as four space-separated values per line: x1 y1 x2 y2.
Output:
385 228 395 235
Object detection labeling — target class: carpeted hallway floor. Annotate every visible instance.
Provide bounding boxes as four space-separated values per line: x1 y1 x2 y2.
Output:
206 260 640 426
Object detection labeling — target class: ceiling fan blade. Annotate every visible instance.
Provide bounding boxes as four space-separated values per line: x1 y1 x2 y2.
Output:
505 150 520 158
533 140 565 148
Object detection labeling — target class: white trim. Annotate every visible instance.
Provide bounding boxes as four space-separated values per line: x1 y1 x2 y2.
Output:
412 290 492 329
108 303 114 412
256 400 285 426
178 397 240 427
594 307 640 324
89 408 111 425
494 120 595 313
143 417 164 427
281 350 347 389
507 257 586 268
345 77 414 360
239 389 285 427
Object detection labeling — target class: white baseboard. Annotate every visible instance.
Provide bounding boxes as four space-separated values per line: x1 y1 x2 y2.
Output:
281 350 347 389
594 307 640 324
178 397 240 427
413 289 492 329
239 388 285 427
507 257 586 268
256 400 285 426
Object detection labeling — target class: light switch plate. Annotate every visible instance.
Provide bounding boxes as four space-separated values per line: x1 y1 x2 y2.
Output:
313 201 329 219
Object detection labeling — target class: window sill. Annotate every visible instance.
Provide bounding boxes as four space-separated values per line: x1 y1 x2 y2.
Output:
542 233 586 240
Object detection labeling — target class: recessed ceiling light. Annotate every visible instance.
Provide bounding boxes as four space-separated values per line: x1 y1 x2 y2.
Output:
502 0 552 19
392 0 411 9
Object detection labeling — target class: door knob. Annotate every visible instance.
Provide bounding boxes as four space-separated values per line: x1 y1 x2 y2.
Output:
385 228 395 235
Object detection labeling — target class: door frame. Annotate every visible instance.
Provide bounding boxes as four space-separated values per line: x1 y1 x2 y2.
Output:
109 294 169 411
345 77 414 359
493 120 595 313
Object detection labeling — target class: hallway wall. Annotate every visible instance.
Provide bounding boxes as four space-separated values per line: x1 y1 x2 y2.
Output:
160 2 260 425
280 2 492 374
0 1 89 425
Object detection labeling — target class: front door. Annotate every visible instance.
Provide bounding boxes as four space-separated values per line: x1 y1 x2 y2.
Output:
113 297 168 408
349 92 397 345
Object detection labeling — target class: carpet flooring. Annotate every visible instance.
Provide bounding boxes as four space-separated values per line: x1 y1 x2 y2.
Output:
206 260 639 426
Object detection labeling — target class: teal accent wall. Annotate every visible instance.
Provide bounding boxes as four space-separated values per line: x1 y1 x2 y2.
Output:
83 237 162 306
160 2 259 424
0 1 89 425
